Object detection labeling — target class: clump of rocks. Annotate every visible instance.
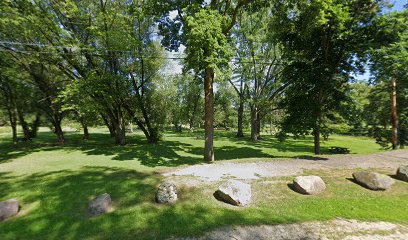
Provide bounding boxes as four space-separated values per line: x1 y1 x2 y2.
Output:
88 193 112 216
156 181 178 204
214 179 252 207
352 172 394 190
0 199 19 221
293 176 326 195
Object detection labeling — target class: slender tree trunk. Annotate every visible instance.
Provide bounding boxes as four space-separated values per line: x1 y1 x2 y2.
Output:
30 113 41 138
189 119 194 132
314 88 325 155
236 96 244 137
17 109 30 140
101 114 115 137
204 67 215 162
250 106 258 141
314 108 322 154
391 78 398 150
53 119 65 143
314 128 320 154
11 122 17 145
82 123 89 140
8 108 17 145
256 111 261 140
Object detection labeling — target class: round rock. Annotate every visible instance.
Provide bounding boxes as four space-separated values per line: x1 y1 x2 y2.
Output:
352 172 394 190
214 179 252 207
88 193 112 216
396 165 408 182
0 199 19 221
293 176 326 195
156 181 178 204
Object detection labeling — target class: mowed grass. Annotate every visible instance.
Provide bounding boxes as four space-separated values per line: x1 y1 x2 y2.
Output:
0 127 383 174
0 127 407 239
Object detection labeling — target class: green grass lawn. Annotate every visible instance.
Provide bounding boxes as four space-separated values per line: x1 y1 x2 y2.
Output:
0 127 384 173
0 127 407 239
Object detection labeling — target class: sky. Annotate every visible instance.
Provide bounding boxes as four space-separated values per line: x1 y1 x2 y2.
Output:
390 0 406 12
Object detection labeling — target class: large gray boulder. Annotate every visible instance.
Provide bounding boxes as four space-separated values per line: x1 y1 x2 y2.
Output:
156 181 178 204
88 193 112 216
293 176 326 195
0 199 19 221
352 172 394 190
215 180 251 207
396 165 408 182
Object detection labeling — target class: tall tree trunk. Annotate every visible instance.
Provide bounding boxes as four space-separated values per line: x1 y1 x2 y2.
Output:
82 122 89 140
7 108 17 145
256 111 261 140
314 109 322 154
189 119 194 132
204 67 215 162
112 120 126 145
53 119 65 143
250 105 258 141
29 113 41 138
314 128 320 154
101 113 115 137
236 95 244 137
11 121 17 145
391 78 398 150
17 109 30 140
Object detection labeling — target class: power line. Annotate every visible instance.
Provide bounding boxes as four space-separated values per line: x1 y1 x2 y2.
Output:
0 42 283 65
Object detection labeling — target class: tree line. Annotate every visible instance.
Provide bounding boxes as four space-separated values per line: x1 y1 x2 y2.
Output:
0 0 407 160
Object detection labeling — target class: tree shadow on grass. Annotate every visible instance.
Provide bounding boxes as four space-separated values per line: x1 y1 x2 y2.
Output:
185 145 275 160
0 130 331 168
0 166 302 239
0 132 202 167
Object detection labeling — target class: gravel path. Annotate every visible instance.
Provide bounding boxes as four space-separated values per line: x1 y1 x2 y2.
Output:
163 150 408 182
173 219 408 240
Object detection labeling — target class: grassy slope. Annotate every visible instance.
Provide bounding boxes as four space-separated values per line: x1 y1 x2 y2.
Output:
0 128 407 239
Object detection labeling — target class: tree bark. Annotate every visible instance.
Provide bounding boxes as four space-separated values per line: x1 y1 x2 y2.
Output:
29 113 41 138
256 111 261 139
250 106 258 141
113 123 126 145
11 121 17 145
8 108 17 145
101 113 115 137
236 95 244 137
53 119 65 143
314 128 321 154
17 109 30 140
82 123 90 140
204 67 215 162
391 78 398 150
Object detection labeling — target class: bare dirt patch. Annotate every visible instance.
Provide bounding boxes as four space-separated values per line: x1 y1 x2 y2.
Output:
163 150 408 183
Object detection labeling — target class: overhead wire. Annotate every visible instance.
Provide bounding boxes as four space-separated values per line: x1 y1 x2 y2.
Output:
0 41 284 65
